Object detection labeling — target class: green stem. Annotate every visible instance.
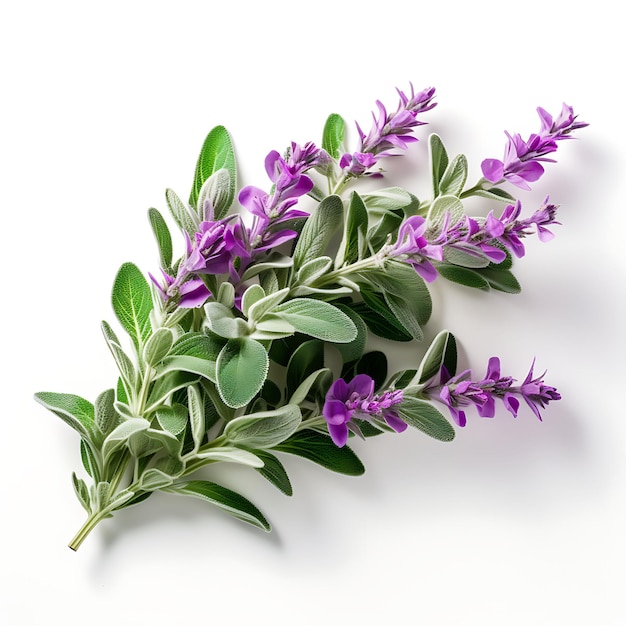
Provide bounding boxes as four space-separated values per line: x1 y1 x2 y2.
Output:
68 509 111 551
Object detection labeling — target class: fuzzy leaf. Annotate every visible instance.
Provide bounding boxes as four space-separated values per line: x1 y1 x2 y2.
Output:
438 153 468 197
322 113 345 159
224 404 302 449
189 126 236 212
253 451 293 496
148 207 173 270
111 262 153 350
164 480 270 531
216 338 269 408
397 397 455 442
34 392 95 439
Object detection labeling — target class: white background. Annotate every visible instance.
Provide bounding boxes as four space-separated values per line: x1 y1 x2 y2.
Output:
2 1 624 624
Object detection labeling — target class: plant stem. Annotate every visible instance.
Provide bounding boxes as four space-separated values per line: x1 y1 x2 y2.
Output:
68 510 110 551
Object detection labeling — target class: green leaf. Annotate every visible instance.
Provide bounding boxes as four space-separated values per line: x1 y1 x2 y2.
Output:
275 430 365 476
471 186 516 202
334 304 367 364
443 245 491 268
156 403 188 437
80 439 100 480
34 392 95 439
429 133 449 197
286 339 324 400
224 404 302 449
102 418 150 463
253 450 293 496
417 330 452 384
101 321 137 393
170 332 223 360
203 302 249 339
142 328 174 367
196 168 232 221
246 287 290 324
361 187 420 218
322 113 345 159
355 290 413 342
194 447 264 467
474 266 521 294
111 262 153 350
187 385 204 453
155 355 216 381
289 368 332 406
72 473 91 513
189 126 236 212
164 480 270 531
216 338 269 408
427 195 464 233
148 207 173 270
240 253 293 282
397 397 455 442
436 264 490 290
335 191 368 267
438 153 468 197
166 187 197 235
273 299 357 343
146 371 200 411
352 351 387 391
95 389 118 436
293 195 344 269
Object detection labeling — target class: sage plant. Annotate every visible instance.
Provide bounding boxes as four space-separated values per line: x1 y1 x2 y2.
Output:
34 84 586 550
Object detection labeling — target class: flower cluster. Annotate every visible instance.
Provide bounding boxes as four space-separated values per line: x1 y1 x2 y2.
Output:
340 84 436 177
481 104 587 190
323 374 406 447
423 358 561 427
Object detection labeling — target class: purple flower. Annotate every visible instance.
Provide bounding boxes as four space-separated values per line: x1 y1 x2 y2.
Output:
390 215 444 282
481 104 587 190
424 357 560 426
239 142 330 253
341 84 436 177
323 374 406 447
151 215 249 309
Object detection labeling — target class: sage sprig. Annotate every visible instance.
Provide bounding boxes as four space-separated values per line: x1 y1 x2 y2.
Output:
34 84 586 550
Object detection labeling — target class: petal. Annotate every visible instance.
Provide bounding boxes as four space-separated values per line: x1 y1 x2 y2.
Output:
384 412 408 433
481 158 504 183
328 422 349 448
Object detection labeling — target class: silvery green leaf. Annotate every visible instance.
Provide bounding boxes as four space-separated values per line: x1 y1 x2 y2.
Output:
335 191 368 267
289 284 353 297
138 468 175 491
241 284 266 318
164 480 271 532
429 133 449 197
111 262 153 350
148 207 173 271
248 318 295 341
101 323 137 393
188 126 236 215
156 403 188 436
203 302 249 339
361 187 420 217
443 245 491 268
216 338 269 408
33 391 95 440
146 371 200 411
385 292 424 341
80 439 100 481
292 194 343 269
260 269 279 295
397 397 455 442
334 304 367 364
275 431 365 476
437 264 490 291
194 446 264 468
113 400 134 420
93 481 110 511
367 210 403 253
142 328 174 367
240 253 293 282
72 473 91 513
289 368 332 406
286 340 324 400
427 195 464 233
95 389 118 436
102 418 150 463
322 112 345 159
107 488 136 511
188 385 204 453
246 288 290 324
217 281 235 308
155 355 216 382
224 404 302 449
170 332 222 360
416 329 451 384
294 256 333 286
356 289 413 342
474 266 521 294
438 153 468 197
273 299 357 343
196 168 232 221
166 187 198 234
253 451 293 496
471 186 516 202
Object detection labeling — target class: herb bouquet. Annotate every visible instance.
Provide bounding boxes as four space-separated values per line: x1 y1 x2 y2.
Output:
34 84 586 550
